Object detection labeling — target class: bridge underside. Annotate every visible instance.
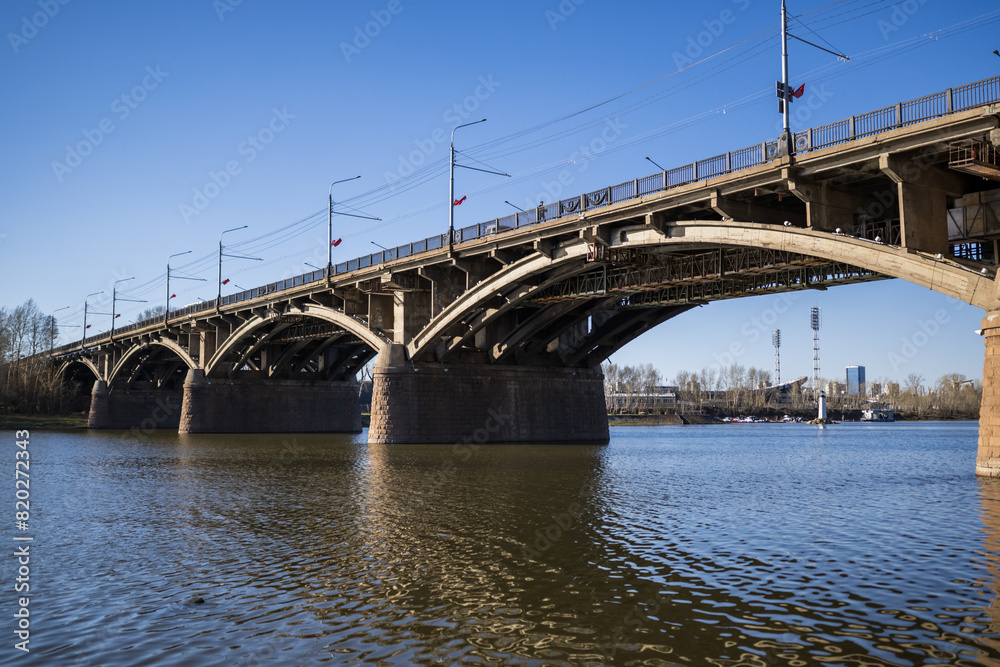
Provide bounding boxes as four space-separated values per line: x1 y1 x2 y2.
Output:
50 103 1000 459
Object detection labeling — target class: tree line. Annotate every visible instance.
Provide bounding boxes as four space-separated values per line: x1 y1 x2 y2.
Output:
0 300 68 414
602 361 983 419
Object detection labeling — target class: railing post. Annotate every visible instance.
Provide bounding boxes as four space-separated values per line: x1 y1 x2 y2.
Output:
849 115 855 139
661 170 667 190
895 102 902 127
633 178 638 199
806 129 812 152
692 161 698 181
580 194 586 212
760 142 767 165
725 152 731 173
946 88 953 113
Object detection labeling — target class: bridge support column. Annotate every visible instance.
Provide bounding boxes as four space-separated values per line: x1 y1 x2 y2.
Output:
178 369 362 433
369 344 609 445
87 380 183 431
979 311 1000 476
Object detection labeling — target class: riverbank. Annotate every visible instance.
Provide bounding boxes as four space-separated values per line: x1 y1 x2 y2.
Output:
0 413 88 430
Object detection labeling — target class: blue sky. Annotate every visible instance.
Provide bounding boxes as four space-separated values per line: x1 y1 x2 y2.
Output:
1 0 998 387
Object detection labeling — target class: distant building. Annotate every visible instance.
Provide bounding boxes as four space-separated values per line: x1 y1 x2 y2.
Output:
846 365 866 395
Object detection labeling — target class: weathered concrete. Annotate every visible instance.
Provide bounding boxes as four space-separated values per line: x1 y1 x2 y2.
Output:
979 311 1000 477
87 380 183 431
369 344 609 445
178 370 362 433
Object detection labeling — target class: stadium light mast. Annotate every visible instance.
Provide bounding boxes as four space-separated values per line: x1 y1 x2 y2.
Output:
773 329 781 385
810 307 821 394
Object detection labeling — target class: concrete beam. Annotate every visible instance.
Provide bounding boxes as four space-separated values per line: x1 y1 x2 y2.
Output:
710 190 806 227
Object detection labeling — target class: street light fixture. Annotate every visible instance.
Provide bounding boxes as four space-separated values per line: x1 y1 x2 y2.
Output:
329 176 359 274
450 119 485 253
112 277 147 339
82 291 105 346
504 201 524 212
50 306 69 354
371 241 389 251
328 178 381 278
449 119 510 253
217 226 261 308
165 250 205 327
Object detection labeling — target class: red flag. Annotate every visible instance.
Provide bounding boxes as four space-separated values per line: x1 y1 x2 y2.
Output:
222 278 230 285
331 238 342 247
453 196 467 205
791 83 805 99
115 314 121 318
170 294 177 299
86 324 92 329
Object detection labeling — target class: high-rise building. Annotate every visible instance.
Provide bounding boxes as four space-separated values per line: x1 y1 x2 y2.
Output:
846 365 866 395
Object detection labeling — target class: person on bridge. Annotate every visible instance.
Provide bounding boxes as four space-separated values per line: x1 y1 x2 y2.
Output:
537 200 546 223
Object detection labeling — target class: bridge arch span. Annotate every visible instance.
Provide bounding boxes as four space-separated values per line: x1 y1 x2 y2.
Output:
408 219 994 366
56 357 101 383
107 338 197 388
655 221 994 308
205 305 386 379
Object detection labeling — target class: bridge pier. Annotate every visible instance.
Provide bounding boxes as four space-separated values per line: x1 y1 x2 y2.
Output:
368 345 609 445
178 369 362 434
980 312 1000 476
87 380 183 431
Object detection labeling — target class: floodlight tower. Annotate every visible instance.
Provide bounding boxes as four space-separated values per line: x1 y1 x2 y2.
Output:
810 307 821 394
772 329 781 385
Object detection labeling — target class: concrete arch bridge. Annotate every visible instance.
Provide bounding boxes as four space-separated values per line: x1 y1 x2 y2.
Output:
50 77 1000 475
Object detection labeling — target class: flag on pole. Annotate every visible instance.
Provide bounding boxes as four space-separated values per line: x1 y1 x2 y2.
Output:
170 294 177 299
115 314 121 318
791 83 805 99
453 196 467 205
86 325 92 329
222 279 230 285
331 238 342 247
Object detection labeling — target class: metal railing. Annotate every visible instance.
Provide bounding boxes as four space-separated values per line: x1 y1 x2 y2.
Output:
56 75 1000 354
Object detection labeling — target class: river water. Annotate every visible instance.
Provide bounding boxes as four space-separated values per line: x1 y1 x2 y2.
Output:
2 422 1000 666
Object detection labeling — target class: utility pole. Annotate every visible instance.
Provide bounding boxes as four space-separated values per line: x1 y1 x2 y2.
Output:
112 277 146 340
217 226 261 311
774 1 849 158
50 306 69 354
327 177 380 282
166 250 204 328
82 291 105 347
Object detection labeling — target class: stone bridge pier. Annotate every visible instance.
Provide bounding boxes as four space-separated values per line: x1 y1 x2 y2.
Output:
368 344 609 445
87 380 184 432
979 312 1000 476
178 369 361 434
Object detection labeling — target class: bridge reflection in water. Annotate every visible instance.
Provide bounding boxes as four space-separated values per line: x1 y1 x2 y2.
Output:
48 76 1000 474
38 425 1000 664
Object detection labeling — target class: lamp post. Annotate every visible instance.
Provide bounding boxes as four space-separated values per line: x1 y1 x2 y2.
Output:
329 176 360 274
112 277 147 339
165 250 205 327
504 201 524 213
217 226 261 309
50 306 69 354
82 291 104 346
450 119 486 253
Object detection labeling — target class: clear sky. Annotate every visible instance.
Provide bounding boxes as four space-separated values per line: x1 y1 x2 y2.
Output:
2 0 998 388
